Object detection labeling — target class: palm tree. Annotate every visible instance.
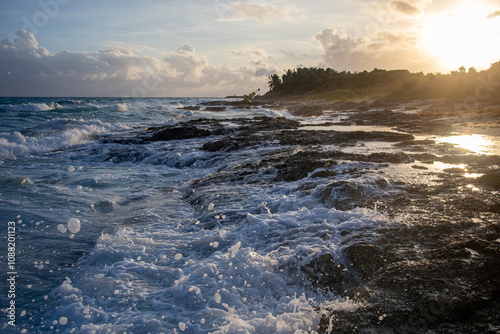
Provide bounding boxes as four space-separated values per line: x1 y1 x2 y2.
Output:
268 74 282 91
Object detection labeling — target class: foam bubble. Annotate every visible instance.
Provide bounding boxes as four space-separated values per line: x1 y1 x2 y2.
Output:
57 224 68 234
214 292 222 304
178 322 186 331
67 218 81 234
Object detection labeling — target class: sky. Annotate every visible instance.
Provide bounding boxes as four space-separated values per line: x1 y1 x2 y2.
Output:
0 0 499 97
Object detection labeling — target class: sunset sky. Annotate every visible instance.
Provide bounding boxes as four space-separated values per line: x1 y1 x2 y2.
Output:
1 0 499 97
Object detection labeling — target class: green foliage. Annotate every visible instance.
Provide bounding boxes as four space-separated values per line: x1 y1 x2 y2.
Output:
267 61 500 102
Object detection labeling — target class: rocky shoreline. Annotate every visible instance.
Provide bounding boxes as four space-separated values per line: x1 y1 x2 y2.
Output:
108 100 500 333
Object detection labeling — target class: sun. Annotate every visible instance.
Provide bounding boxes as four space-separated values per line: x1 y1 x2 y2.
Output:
423 3 500 71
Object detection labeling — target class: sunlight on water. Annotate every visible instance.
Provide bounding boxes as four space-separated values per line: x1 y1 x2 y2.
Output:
437 134 498 155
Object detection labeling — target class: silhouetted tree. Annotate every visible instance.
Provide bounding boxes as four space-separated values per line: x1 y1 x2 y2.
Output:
268 74 282 91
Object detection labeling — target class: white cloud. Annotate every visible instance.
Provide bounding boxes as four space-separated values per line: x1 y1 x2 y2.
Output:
0 31 276 96
227 1 299 23
227 48 269 59
313 0 443 73
370 0 431 22
315 28 437 72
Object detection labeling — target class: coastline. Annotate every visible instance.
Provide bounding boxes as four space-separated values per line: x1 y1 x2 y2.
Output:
180 95 500 332
1 96 499 333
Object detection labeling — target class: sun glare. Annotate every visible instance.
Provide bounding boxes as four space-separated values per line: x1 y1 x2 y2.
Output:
423 4 500 71
437 134 496 155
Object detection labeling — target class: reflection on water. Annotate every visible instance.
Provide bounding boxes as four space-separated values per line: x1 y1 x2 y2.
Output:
437 134 499 155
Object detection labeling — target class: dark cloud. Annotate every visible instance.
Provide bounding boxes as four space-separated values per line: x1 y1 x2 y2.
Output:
0 31 275 96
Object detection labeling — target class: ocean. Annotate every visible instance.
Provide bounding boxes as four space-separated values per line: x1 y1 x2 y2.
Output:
0 97 499 333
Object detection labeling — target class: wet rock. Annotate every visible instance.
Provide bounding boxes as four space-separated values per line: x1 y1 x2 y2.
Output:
395 139 436 147
369 98 401 108
275 151 337 181
443 167 466 173
202 138 241 152
318 181 372 210
240 117 300 131
301 253 359 296
412 165 429 170
366 152 414 164
477 170 500 189
277 130 414 146
344 243 388 281
148 126 211 142
310 170 339 178
327 101 360 111
289 105 324 117
181 106 201 111
199 101 227 106
204 106 228 112
404 106 418 111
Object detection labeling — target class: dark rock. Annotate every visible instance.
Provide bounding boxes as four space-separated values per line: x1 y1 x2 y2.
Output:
369 98 400 108
202 138 240 152
327 101 359 111
366 152 414 164
301 253 359 296
420 122 455 135
355 105 369 112
149 126 211 142
275 151 337 181
277 130 414 147
181 106 201 111
204 106 228 112
289 105 324 117
412 165 429 170
444 167 466 173
404 106 418 111
310 170 338 178
395 139 436 147
344 243 388 281
477 170 500 189
318 181 372 210
199 101 227 106
240 117 300 131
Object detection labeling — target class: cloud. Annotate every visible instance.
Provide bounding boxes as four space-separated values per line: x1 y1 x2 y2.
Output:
389 1 420 15
104 41 159 53
315 28 437 72
228 1 299 23
0 31 276 96
227 48 269 59
372 0 431 21
486 10 500 19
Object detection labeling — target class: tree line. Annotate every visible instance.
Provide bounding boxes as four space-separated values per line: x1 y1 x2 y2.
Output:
267 62 500 102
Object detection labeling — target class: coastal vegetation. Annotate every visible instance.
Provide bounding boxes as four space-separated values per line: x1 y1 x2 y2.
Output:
267 61 500 102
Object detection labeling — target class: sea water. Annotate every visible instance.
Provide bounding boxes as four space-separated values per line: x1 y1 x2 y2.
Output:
0 97 398 333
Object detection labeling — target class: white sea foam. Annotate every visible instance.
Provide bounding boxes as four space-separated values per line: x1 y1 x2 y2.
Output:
1 97 413 333
2 102 58 112
0 120 127 160
41 201 387 333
